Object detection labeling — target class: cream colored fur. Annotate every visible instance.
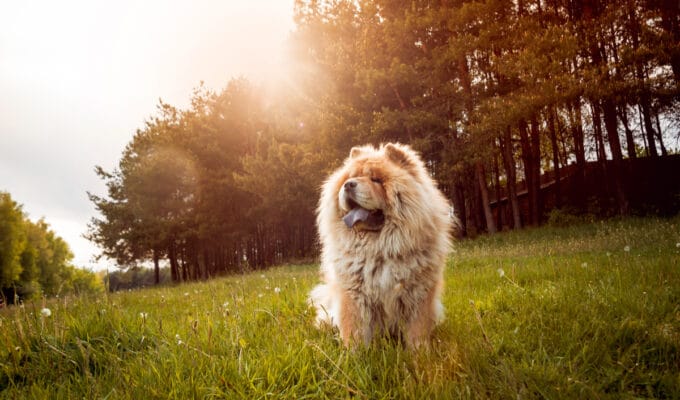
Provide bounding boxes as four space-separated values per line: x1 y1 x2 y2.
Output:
309 143 452 348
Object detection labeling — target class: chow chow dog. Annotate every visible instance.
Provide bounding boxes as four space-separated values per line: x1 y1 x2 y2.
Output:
309 143 452 348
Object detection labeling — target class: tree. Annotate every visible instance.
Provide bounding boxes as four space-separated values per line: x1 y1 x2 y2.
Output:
0 192 26 289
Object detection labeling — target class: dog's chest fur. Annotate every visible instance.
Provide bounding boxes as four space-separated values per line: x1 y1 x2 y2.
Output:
336 235 430 325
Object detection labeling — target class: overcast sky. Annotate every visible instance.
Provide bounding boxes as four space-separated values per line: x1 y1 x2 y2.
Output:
0 1 295 271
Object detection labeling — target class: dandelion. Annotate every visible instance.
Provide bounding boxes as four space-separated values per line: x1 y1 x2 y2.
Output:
497 268 505 278
624 245 630 252
274 287 281 294
40 308 51 318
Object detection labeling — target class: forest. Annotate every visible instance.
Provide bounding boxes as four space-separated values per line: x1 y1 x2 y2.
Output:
0 192 103 301
87 0 680 283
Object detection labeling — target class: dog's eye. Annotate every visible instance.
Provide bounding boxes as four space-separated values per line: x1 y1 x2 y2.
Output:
370 177 383 184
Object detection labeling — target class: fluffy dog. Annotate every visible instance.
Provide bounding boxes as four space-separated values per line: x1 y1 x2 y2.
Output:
309 143 452 348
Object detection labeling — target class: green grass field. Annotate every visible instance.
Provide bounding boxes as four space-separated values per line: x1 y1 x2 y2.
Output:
1 217 679 399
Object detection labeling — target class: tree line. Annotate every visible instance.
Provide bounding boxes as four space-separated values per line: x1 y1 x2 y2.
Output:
88 0 679 283
0 192 103 302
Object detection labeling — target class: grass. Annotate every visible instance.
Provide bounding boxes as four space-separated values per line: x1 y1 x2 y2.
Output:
1 216 679 399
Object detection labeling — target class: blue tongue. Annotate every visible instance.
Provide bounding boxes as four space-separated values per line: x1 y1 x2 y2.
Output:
343 208 371 228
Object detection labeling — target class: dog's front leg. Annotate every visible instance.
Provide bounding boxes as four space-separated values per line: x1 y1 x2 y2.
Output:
339 291 371 347
404 286 438 349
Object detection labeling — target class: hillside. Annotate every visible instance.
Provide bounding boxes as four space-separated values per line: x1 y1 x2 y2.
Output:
1 217 679 398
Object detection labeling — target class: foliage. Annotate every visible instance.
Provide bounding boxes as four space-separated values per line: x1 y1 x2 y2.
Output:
104 267 172 292
545 207 593 227
2 217 679 398
88 0 680 279
0 192 103 302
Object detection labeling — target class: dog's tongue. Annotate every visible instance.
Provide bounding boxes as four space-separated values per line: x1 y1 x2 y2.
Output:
343 207 371 228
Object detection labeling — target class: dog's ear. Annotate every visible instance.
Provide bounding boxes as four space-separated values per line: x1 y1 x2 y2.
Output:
349 146 364 159
384 143 414 168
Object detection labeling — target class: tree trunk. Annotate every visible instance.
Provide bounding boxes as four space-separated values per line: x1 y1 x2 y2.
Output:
654 111 668 156
591 102 607 162
475 161 497 234
518 119 534 224
640 92 659 157
619 105 637 158
500 126 522 229
628 5 659 157
569 99 587 211
548 108 562 209
601 99 629 215
450 176 467 237
153 249 160 285
492 150 503 230
602 99 623 161
168 240 179 282
529 116 542 225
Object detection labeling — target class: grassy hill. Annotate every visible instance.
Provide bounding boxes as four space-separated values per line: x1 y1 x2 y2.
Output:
1 217 679 399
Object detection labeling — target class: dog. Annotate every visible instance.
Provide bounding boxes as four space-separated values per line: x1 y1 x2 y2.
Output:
309 143 452 348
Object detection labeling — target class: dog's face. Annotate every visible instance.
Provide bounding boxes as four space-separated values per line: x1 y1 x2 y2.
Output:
335 143 419 232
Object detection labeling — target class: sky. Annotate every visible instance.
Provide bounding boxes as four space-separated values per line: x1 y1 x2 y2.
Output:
0 0 296 271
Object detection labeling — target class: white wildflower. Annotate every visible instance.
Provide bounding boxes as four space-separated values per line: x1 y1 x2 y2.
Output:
274 287 281 294
676 242 680 248
497 268 505 278
184 292 189 296
222 301 229 308
258 293 264 298
581 262 588 268
40 308 51 317
139 312 148 320
260 274 265 279
624 245 630 252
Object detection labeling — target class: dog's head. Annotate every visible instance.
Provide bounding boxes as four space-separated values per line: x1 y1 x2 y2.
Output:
330 143 429 232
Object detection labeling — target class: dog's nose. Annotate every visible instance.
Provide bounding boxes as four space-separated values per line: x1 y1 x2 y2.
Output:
344 181 357 190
